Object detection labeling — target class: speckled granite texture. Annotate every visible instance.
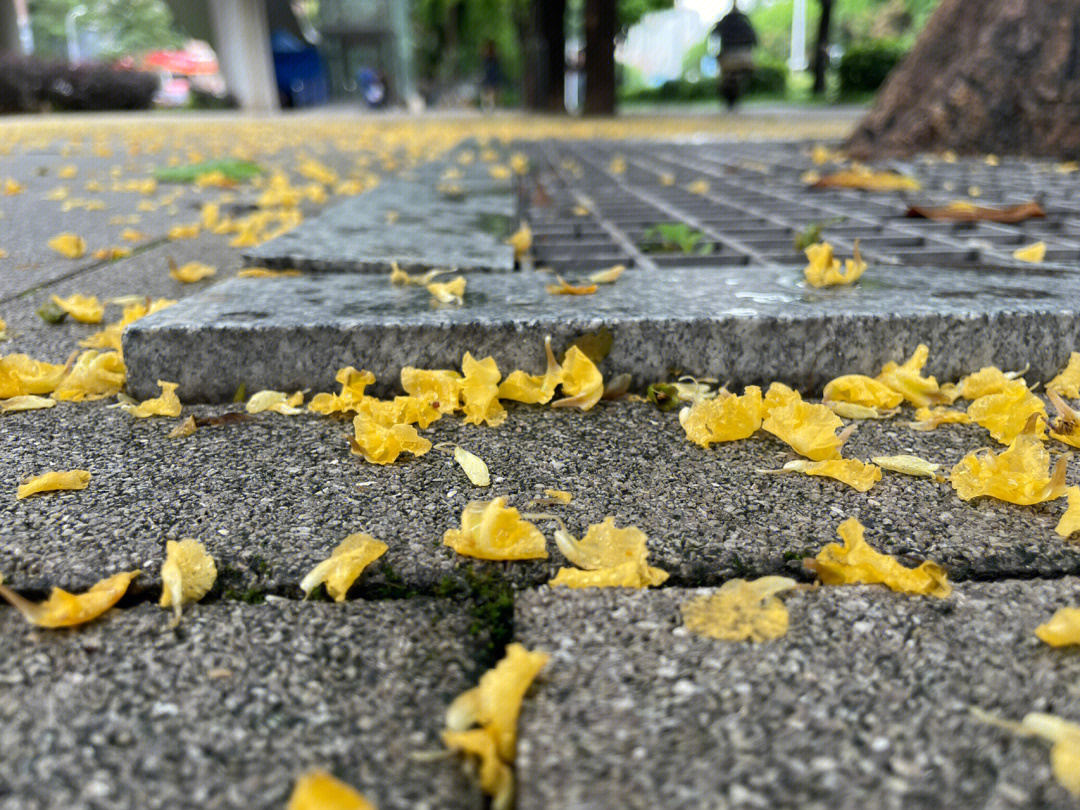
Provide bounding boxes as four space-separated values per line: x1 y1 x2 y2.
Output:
124 264 1080 401
0 599 484 810
515 581 1080 810
3 399 1076 596
242 173 517 273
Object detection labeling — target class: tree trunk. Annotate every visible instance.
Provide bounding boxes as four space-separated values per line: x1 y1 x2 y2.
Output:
811 0 833 95
583 0 616 116
525 0 566 112
846 0 1080 159
543 0 567 112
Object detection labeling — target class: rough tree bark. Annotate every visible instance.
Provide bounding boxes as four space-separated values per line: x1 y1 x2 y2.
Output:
812 0 834 96
583 0 617 116
846 0 1080 159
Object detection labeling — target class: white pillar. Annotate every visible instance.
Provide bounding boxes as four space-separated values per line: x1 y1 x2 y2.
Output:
208 0 279 111
789 0 808 72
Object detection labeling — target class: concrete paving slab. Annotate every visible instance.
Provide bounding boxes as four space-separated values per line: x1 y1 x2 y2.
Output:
1 235 250 364
242 175 516 273
0 598 483 810
0 179 206 301
514 580 1080 810
124 264 1080 402
1 399 1076 596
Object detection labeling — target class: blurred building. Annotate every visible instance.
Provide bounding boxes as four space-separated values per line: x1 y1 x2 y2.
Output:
0 0 414 111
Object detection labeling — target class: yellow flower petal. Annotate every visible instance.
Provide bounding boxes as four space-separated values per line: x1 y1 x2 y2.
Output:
506 222 532 260
0 353 69 398
309 367 376 415
300 532 388 601
247 389 304 415
1018 713 1080 797
543 489 572 504
811 167 920 191
0 395 56 413
92 246 131 261
121 228 149 242
1013 241 1046 263
1048 389 1080 450
159 539 217 622
779 458 882 492
461 353 505 426
875 344 950 407
680 577 799 642
1035 607 1080 647
826 401 897 420
168 415 197 439
823 374 903 409
809 517 951 598
545 276 597 295
170 261 216 283
17 470 91 499
52 350 126 401
445 643 549 762
679 386 763 447
803 240 866 287
166 223 200 240
0 569 138 628
453 445 491 487
441 728 514 806
687 178 710 195
349 414 431 464
547 516 668 590
120 380 182 418
909 405 971 431
401 367 462 414
966 380 1046 444
761 383 850 461
951 418 1068 505
1056 486 1080 538
551 346 603 411
549 560 669 589
51 294 104 324
286 770 376 810
47 232 86 258
427 276 466 305
587 264 625 284
497 336 562 404
872 454 941 478
442 497 547 560
1048 352 1080 399
957 366 1024 400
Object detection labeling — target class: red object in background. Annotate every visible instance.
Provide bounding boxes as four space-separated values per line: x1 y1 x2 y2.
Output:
143 48 218 76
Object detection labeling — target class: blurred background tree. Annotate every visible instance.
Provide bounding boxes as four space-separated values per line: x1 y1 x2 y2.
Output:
28 0 182 62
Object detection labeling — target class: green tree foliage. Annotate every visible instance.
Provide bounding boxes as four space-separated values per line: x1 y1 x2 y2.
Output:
411 0 675 90
412 0 529 85
29 0 183 61
748 0 939 64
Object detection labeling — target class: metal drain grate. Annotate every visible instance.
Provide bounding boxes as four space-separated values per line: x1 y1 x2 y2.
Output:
523 139 1080 274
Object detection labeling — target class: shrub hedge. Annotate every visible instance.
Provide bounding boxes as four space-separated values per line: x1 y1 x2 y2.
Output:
0 56 159 113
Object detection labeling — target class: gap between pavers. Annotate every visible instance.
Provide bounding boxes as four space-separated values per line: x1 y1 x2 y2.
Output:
1 399 1076 597
513 579 1080 810
1 235 252 364
0 598 484 810
122 266 1080 402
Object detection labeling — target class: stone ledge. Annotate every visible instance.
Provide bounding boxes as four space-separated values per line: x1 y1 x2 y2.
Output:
124 265 1080 402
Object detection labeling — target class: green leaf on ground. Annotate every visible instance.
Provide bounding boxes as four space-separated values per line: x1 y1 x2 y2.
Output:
154 159 264 184
36 301 68 324
640 222 714 255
